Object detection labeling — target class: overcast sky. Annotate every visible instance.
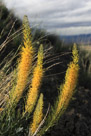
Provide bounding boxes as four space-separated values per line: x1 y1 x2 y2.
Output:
3 0 91 35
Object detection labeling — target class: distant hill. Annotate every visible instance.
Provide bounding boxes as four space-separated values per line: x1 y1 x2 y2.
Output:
0 2 22 62
61 34 91 45
0 2 22 44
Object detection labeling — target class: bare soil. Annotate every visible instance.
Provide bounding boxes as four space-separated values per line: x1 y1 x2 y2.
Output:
46 87 91 136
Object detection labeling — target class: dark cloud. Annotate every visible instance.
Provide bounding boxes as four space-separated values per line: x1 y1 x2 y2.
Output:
3 0 91 35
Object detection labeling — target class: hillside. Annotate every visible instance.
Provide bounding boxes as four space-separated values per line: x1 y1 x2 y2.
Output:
0 2 22 62
61 34 91 44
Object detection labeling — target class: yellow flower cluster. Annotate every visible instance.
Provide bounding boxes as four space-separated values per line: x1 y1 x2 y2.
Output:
6 15 80 136
30 93 43 134
56 44 79 115
10 16 33 105
25 45 43 114
11 46 33 104
56 62 79 114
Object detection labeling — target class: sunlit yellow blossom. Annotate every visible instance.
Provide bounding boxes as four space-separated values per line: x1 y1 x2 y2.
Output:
56 44 79 114
30 93 43 134
11 46 33 103
10 15 33 104
25 45 43 113
56 62 79 114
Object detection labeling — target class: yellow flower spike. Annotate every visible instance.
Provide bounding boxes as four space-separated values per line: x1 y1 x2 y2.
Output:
56 44 79 115
10 15 34 105
23 15 32 44
30 93 44 134
56 62 79 115
72 43 79 64
25 45 43 114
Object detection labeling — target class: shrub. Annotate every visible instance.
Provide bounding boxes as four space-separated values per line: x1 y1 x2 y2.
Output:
0 16 79 136
79 46 91 89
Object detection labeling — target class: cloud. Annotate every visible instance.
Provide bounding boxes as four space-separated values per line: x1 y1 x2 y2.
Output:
2 0 91 35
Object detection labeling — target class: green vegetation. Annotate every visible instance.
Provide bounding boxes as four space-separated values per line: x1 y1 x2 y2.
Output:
79 46 91 89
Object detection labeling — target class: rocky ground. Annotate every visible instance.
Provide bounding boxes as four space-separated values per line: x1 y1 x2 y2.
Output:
45 87 91 136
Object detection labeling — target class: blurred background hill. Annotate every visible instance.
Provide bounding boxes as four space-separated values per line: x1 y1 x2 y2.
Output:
0 2 22 63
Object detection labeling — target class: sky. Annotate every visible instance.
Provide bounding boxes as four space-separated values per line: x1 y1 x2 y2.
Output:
2 0 91 35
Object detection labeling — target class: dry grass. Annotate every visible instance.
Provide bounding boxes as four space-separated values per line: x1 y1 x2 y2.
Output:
79 45 91 52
